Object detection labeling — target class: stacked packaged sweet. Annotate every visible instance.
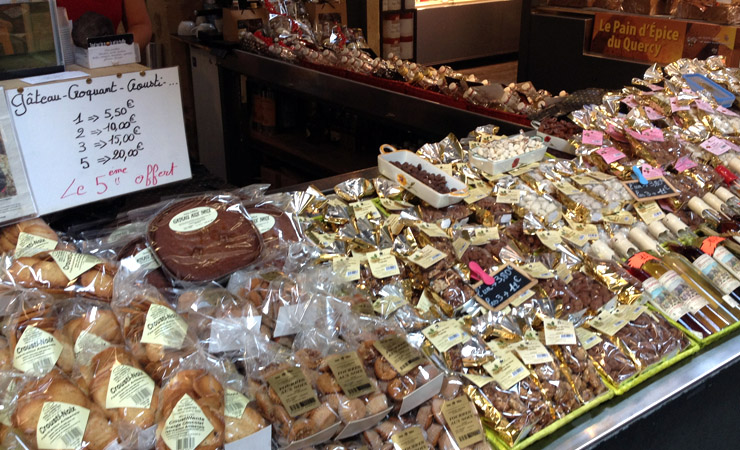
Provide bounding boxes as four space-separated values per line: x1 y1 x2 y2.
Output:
5 56 740 450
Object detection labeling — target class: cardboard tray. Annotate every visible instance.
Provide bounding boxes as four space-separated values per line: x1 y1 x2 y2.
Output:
531 120 576 155
377 146 468 208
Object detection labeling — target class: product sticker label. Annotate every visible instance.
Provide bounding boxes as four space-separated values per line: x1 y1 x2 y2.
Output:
645 106 665 121
13 326 62 375
626 252 658 270
614 304 646 322
133 247 160 270
423 319 470 353
674 156 699 172
510 339 553 365
250 213 276 234
106 363 154 409
332 256 361 282
408 246 447 269
464 373 494 388
714 246 740 279
373 295 407 318
36 402 89 450
582 130 604 146
464 185 491 204
603 211 637 225
436 163 454 176
467 227 500 245
379 198 413 211
73 330 111 366
571 174 597 186
496 188 522 204
373 335 425 376
140 304 187 349
575 327 602 350
694 254 740 294
596 147 627 164
49 251 101 281
351 200 382 221
483 348 530 389
554 180 581 196
670 97 691 112
106 223 140 244
536 230 562 251
587 171 615 181
310 231 338 248
717 105 740 117
367 249 401 279
267 367 320 417
416 222 449 239
509 163 540 177
224 389 249 419
391 427 427 450
658 270 709 314
520 261 555 279
695 100 714 113
641 164 664 180
701 136 737 155
567 222 599 241
543 318 577 346
169 207 218 233
416 290 435 313
561 226 589 247
452 237 471 259
384 214 404 235
510 290 535 307
327 351 376 399
15 232 57 258
634 201 665 224
622 95 638 108
162 394 214 450
589 309 628 336
351 300 375 316
441 396 484 448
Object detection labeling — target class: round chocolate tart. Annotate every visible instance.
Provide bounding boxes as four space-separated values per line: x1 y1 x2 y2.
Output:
148 196 262 282
246 204 300 245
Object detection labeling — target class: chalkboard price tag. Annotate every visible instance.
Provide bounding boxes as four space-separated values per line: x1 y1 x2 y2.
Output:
474 264 537 311
622 176 679 202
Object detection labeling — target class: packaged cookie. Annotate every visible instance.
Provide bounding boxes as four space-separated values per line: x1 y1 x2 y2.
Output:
0 218 66 257
579 316 639 385
2 291 75 377
2 250 117 302
155 353 228 450
81 346 160 449
340 315 443 416
112 282 197 377
244 339 341 449
147 194 264 283
12 368 120 450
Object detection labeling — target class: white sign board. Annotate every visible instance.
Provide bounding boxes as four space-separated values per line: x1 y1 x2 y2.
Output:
6 67 191 214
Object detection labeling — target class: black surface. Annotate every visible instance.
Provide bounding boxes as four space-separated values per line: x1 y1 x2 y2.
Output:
518 9 648 92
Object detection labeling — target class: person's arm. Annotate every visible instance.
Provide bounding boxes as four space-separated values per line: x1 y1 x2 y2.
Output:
123 0 152 50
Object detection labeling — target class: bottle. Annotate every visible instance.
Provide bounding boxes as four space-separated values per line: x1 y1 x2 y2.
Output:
694 234 740 287
630 268 711 337
688 197 740 233
628 228 740 324
714 187 740 217
703 192 740 222
715 157 740 197
662 213 697 245
666 242 740 308
647 220 679 246
624 236 729 336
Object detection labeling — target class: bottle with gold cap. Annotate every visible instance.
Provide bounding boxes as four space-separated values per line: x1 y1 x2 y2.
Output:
628 227 739 324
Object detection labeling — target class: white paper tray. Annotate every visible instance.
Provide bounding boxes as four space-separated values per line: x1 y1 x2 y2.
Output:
532 120 576 155
377 146 468 209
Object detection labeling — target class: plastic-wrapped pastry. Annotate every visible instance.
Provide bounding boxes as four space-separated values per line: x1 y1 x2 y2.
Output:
13 368 119 450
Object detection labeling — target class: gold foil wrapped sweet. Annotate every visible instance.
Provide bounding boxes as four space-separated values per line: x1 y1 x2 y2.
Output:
334 178 375 202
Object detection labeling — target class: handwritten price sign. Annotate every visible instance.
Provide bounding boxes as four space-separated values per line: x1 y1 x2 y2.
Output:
6 67 191 214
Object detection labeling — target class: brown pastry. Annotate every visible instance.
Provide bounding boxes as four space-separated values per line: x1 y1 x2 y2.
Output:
148 196 263 282
13 369 119 450
156 369 225 450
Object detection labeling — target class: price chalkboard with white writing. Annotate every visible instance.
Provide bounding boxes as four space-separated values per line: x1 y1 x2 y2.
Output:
622 177 678 202
6 67 191 214
474 265 536 311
